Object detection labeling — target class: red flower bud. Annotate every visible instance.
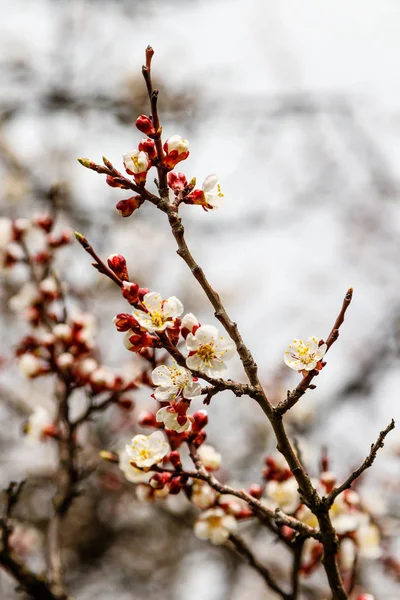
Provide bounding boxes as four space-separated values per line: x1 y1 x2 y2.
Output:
138 287 150 301
192 410 208 431
136 115 156 136
121 281 139 303
47 231 72 248
116 196 143 217
138 138 157 161
168 476 184 495
168 450 182 469
113 313 138 332
138 411 158 428
107 254 129 281
34 214 54 233
248 484 263 499
117 397 135 411
167 171 188 192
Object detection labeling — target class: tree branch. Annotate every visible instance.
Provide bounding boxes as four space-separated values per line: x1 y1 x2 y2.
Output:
326 419 395 506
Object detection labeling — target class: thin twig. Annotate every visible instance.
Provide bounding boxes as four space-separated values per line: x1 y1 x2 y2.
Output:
228 533 290 600
326 419 395 506
276 288 354 416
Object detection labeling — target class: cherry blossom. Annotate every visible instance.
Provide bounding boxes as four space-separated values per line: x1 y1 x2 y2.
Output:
265 477 300 514
133 292 183 333
24 406 54 442
18 354 45 378
163 135 189 169
194 508 237 545
156 406 192 433
197 444 222 471
187 175 224 210
125 431 170 469
284 337 327 372
123 150 150 183
186 324 235 377
191 481 217 510
119 448 154 483
152 363 201 401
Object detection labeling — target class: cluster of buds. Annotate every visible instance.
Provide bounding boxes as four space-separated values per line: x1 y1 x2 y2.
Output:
261 456 383 576
111 276 236 377
0 215 71 273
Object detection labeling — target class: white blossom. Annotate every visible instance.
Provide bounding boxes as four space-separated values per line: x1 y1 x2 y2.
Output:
119 448 154 483
197 444 221 471
191 481 217 509
39 277 58 295
53 323 72 341
356 520 382 559
194 508 237 545
152 363 201 401
202 175 224 209
186 325 235 377
126 431 170 469
284 337 327 371
181 312 199 333
134 292 183 333
8 282 39 312
76 358 98 376
0 218 13 249
25 406 53 442
265 477 300 514
90 367 115 388
18 354 43 378
123 150 149 174
156 407 191 433
56 353 74 370
164 135 189 154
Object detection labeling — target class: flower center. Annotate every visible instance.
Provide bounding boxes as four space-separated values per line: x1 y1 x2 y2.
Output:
217 184 224 198
138 448 151 460
197 343 215 364
150 311 165 328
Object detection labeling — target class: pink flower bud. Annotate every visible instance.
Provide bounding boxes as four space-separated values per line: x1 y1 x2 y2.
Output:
122 281 139 303
192 410 208 431
107 254 129 281
167 171 188 192
136 115 156 137
150 472 172 489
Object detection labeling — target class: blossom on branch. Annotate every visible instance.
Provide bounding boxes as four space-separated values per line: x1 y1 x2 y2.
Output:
152 363 201 401
119 448 154 483
264 477 300 514
186 175 224 211
24 406 55 442
134 292 183 333
163 135 189 169
126 431 170 468
123 150 150 184
156 406 192 433
197 444 222 471
194 507 237 545
186 324 235 377
284 336 327 373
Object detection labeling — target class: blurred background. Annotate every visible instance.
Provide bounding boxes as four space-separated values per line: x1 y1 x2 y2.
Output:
1 0 400 598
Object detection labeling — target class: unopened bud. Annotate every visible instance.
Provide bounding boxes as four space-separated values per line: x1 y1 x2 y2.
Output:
136 115 156 136
100 450 119 463
107 254 129 281
116 197 143 217
168 450 182 469
34 214 54 233
122 281 139 303
248 484 263 499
